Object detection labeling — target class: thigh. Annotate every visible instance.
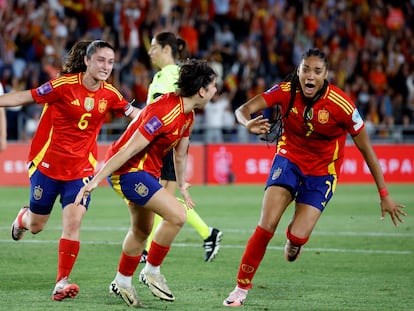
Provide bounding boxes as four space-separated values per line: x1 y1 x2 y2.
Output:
110 171 163 206
296 174 336 212
60 176 93 208
29 169 59 215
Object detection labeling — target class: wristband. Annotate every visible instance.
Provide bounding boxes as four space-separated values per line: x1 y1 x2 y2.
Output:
379 188 389 199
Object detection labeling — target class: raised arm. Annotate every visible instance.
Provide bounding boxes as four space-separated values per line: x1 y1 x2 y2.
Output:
235 94 271 135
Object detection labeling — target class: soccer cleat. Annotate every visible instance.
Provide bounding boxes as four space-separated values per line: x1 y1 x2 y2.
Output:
11 206 29 241
109 280 146 308
203 227 223 262
140 250 148 264
284 239 302 262
223 287 248 307
139 269 175 301
52 277 80 301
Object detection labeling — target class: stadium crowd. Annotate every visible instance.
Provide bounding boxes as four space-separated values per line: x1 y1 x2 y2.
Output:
1 0 413 142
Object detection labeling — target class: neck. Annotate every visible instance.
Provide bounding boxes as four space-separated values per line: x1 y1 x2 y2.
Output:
82 73 101 91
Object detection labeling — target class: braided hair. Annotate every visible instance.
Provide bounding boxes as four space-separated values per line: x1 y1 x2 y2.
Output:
261 48 328 143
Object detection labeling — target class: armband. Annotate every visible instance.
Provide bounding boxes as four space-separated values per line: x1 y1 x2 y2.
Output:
378 188 389 199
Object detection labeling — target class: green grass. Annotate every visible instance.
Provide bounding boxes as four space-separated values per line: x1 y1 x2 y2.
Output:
0 184 413 310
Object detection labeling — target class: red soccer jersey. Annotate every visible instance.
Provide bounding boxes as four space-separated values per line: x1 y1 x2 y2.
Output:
29 73 132 180
105 93 194 178
262 82 364 177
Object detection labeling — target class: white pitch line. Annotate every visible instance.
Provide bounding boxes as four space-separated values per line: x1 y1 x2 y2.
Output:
1 226 413 237
0 240 411 255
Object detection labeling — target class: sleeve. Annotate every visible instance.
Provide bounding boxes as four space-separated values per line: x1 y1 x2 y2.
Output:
137 104 165 141
30 80 59 105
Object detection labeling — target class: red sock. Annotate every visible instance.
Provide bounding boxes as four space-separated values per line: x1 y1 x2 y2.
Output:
57 238 80 282
147 241 170 266
236 226 274 290
286 229 309 246
17 209 28 229
118 252 141 276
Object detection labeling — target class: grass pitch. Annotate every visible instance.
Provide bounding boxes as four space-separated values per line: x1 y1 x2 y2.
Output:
0 184 413 310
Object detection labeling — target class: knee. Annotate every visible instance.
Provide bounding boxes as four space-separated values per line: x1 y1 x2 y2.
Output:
29 222 45 234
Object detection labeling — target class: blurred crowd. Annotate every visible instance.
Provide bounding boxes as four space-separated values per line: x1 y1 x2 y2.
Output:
1 0 414 143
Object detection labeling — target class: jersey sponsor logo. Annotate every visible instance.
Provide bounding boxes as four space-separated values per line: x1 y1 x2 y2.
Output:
318 108 329 124
135 182 149 197
71 99 80 106
144 116 163 135
84 97 94 111
36 82 53 95
98 99 107 113
33 185 43 200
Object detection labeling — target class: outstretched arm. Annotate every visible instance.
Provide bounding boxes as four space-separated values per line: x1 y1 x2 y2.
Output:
0 107 6 152
352 128 407 226
0 90 34 107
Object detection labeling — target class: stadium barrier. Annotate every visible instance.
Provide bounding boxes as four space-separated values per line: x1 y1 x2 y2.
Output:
1 143 413 186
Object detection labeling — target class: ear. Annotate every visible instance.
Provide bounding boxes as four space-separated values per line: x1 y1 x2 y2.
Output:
84 55 88 66
198 87 206 99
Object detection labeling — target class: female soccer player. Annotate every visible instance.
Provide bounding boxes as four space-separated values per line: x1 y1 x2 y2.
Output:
223 48 407 307
75 59 217 307
142 31 222 264
0 40 139 301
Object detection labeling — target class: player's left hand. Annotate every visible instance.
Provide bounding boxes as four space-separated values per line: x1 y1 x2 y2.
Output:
380 196 407 226
179 182 195 209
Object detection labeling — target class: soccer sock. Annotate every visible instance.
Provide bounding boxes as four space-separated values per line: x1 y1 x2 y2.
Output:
236 226 274 290
186 208 210 240
56 238 80 282
146 241 170 267
286 228 309 246
145 214 162 252
118 252 141 276
17 208 28 229
116 252 141 288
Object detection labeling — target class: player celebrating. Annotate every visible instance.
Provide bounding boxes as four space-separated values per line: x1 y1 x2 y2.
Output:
141 32 222 264
75 59 217 307
0 40 139 301
223 48 406 307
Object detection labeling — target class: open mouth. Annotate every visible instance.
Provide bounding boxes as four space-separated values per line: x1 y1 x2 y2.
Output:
303 83 315 96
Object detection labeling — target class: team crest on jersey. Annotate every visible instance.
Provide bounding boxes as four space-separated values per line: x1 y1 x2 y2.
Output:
135 182 149 197
318 108 329 124
304 108 313 120
33 185 43 200
98 99 107 113
271 167 282 180
84 97 94 111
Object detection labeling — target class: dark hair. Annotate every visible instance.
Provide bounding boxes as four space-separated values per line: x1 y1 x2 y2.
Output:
261 48 329 143
176 59 216 97
85 40 115 59
155 32 188 61
60 40 92 74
